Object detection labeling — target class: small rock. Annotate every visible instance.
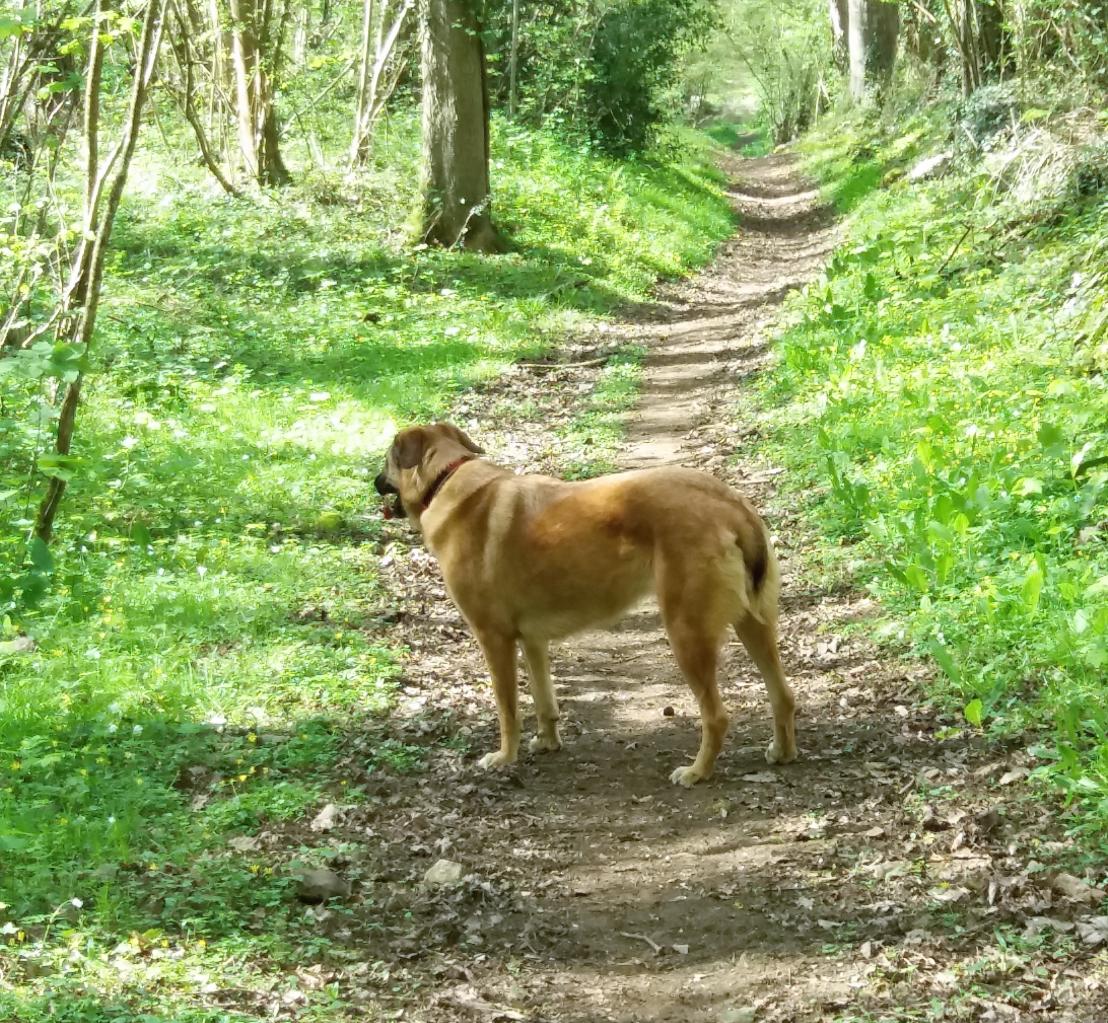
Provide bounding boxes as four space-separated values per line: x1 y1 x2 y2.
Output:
295 867 351 903
228 835 261 853
310 803 339 832
672 943 689 955
663 706 675 717
423 859 464 886
907 151 953 182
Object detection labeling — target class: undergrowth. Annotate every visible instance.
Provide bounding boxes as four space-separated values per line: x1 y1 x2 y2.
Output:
754 104 1108 838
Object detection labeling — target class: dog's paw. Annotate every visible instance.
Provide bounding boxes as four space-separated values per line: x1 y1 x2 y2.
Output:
478 750 516 770
669 765 706 788
528 734 562 754
765 741 798 766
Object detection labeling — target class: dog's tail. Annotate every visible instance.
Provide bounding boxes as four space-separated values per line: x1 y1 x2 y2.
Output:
733 511 779 626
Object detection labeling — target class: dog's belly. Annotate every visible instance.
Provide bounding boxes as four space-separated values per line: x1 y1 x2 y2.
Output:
511 558 653 640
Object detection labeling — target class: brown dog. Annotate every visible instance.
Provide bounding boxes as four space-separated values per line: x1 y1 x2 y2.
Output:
375 422 797 786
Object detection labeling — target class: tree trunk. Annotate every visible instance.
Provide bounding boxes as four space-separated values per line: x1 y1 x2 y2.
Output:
228 0 290 186
350 0 377 163
350 0 412 165
508 0 520 117
35 0 167 544
866 0 900 95
847 0 867 101
828 0 848 70
418 0 500 251
841 0 899 103
942 0 983 94
977 0 1008 79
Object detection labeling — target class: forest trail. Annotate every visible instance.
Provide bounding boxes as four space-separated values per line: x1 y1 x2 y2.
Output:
362 154 1107 1022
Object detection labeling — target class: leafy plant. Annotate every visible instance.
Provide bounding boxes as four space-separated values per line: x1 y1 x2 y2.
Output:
757 107 1108 834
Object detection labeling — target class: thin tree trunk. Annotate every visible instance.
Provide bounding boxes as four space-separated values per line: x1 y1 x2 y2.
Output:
828 0 848 70
35 0 167 543
508 0 519 118
228 0 290 185
350 0 412 165
418 0 500 251
847 0 867 101
167 0 243 196
350 0 377 162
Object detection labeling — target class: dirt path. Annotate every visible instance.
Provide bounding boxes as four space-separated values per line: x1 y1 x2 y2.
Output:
355 154 1108 1023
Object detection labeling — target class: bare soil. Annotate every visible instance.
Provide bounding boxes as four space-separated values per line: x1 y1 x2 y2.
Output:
315 153 1108 1022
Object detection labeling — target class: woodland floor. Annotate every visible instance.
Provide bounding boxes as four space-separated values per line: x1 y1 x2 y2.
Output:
277 153 1108 1022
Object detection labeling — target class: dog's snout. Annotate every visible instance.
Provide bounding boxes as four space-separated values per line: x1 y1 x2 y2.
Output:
374 472 397 496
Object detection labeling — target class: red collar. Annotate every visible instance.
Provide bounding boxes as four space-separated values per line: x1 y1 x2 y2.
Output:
418 457 474 512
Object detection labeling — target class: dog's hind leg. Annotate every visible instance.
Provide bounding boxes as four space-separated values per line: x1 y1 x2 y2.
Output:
735 614 797 766
521 637 562 754
662 612 730 788
475 629 522 770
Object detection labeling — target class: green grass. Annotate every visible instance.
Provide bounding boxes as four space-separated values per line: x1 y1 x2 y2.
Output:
0 112 735 1020
752 108 1108 838
703 119 772 156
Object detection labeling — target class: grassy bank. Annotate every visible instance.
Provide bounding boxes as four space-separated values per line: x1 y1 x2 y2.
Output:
752 104 1108 836
0 117 734 1020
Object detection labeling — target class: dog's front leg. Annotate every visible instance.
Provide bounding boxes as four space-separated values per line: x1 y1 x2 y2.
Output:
521 636 561 753
474 629 521 770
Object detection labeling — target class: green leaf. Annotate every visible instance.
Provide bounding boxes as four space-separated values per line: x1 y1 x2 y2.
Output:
928 638 962 684
964 698 984 728
37 453 79 481
1037 422 1066 457
1022 560 1044 615
28 537 54 574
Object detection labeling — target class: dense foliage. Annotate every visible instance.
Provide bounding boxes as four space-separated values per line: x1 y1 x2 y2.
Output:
486 0 718 152
756 102 1108 828
689 0 1108 145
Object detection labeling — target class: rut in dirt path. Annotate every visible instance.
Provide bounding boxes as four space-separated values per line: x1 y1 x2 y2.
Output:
359 152 1107 1023
621 153 833 469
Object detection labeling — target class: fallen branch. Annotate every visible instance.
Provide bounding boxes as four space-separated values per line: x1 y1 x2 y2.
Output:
935 221 974 277
619 930 662 954
516 356 611 370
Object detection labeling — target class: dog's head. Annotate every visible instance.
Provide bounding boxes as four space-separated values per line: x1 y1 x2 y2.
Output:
374 422 484 520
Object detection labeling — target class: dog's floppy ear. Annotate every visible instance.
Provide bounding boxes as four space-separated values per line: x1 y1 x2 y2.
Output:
392 427 428 469
436 422 485 455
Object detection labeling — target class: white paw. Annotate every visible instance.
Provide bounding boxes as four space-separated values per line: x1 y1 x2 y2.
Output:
765 741 798 765
669 765 704 788
478 750 515 770
528 734 562 754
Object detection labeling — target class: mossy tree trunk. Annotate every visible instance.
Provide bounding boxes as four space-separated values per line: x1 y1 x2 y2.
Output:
418 0 501 251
